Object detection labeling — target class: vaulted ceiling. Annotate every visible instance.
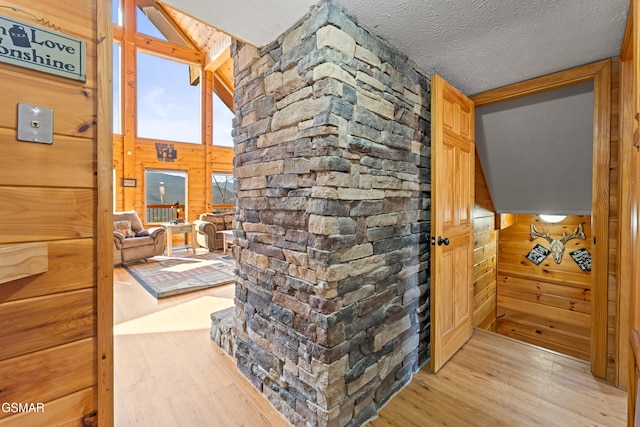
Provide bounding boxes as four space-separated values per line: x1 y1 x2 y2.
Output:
159 0 629 95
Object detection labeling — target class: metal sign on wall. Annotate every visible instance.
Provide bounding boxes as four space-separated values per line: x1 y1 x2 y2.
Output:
0 15 85 81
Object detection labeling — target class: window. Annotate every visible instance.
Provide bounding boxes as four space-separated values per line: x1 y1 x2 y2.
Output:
213 91 234 147
145 170 188 222
136 1 188 46
113 43 121 135
113 0 121 25
136 51 202 144
136 5 167 41
212 173 235 208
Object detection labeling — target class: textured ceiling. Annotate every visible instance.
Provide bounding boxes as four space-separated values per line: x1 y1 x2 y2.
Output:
162 0 629 95
340 0 629 94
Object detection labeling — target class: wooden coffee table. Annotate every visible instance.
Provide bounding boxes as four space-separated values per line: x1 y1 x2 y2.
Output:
217 230 234 255
162 222 196 256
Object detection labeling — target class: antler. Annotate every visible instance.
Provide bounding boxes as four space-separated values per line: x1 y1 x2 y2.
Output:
530 224 552 243
560 223 586 244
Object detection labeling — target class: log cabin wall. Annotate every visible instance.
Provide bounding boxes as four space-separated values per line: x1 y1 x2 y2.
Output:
497 215 593 361
473 153 497 331
0 1 110 424
112 138 233 218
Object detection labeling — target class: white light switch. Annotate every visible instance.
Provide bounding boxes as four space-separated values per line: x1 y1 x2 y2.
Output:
17 104 53 144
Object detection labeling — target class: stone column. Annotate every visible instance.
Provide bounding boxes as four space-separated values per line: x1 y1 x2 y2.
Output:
231 1 431 425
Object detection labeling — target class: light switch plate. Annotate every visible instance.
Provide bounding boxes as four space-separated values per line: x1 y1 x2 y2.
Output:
17 103 53 144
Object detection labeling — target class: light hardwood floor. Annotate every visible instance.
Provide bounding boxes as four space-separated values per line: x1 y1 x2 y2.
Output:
113 257 289 427
115 259 626 426
369 329 627 427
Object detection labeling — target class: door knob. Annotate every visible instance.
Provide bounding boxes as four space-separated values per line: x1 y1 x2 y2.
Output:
437 236 450 246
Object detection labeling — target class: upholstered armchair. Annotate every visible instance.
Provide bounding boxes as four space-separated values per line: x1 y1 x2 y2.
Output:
193 213 233 251
113 211 166 266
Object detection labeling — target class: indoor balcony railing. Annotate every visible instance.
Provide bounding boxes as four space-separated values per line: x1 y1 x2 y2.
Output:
146 204 184 223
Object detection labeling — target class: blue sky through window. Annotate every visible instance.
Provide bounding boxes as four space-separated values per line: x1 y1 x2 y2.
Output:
113 1 235 147
136 7 168 41
112 0 121 25
213 93 234 147
136 51 202 143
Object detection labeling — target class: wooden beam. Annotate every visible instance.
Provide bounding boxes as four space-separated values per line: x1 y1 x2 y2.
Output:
122 0 137 211
204 33 232 73
97 0 114 425
206 45 231 73
213 72 234 111
154 1 198 49
204 70 213 146
134 33 204 65
189 65 201 86
113 25 123 42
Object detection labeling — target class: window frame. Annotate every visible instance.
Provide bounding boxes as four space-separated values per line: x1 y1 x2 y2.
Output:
144 169 189 224
211 172 235 211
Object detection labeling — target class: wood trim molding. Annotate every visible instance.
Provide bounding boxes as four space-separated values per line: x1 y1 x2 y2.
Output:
618 59 633 391
621 0 634 61
470 60 612 379
590 60 612 379
471 59 611 107
97 0 114 425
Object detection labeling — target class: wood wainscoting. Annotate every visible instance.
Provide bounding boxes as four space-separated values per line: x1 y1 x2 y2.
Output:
472 152 498 332
497 214 592 361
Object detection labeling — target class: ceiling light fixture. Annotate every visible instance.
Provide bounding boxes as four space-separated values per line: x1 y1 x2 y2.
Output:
539 214 567 223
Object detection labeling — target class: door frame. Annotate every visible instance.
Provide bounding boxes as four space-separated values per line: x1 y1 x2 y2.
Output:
470 59 612 379
97 0 115 424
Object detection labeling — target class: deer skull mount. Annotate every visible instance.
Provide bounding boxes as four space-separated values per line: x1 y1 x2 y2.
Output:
530 223 586 264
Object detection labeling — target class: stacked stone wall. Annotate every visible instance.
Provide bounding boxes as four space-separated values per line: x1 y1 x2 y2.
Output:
231 1 431 425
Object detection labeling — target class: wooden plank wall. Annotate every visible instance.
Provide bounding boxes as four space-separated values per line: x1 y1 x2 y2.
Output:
497 215 593 361
609 57 621 383
0 2 100 425
473 153 497 331
113 139 233 221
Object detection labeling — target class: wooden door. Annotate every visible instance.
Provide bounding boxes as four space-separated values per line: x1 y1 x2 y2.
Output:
430 74 475 373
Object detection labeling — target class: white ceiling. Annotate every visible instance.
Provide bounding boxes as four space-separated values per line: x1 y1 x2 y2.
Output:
161 0 629 95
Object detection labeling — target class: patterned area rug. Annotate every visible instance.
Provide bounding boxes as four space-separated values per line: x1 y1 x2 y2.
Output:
124 252 235 298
